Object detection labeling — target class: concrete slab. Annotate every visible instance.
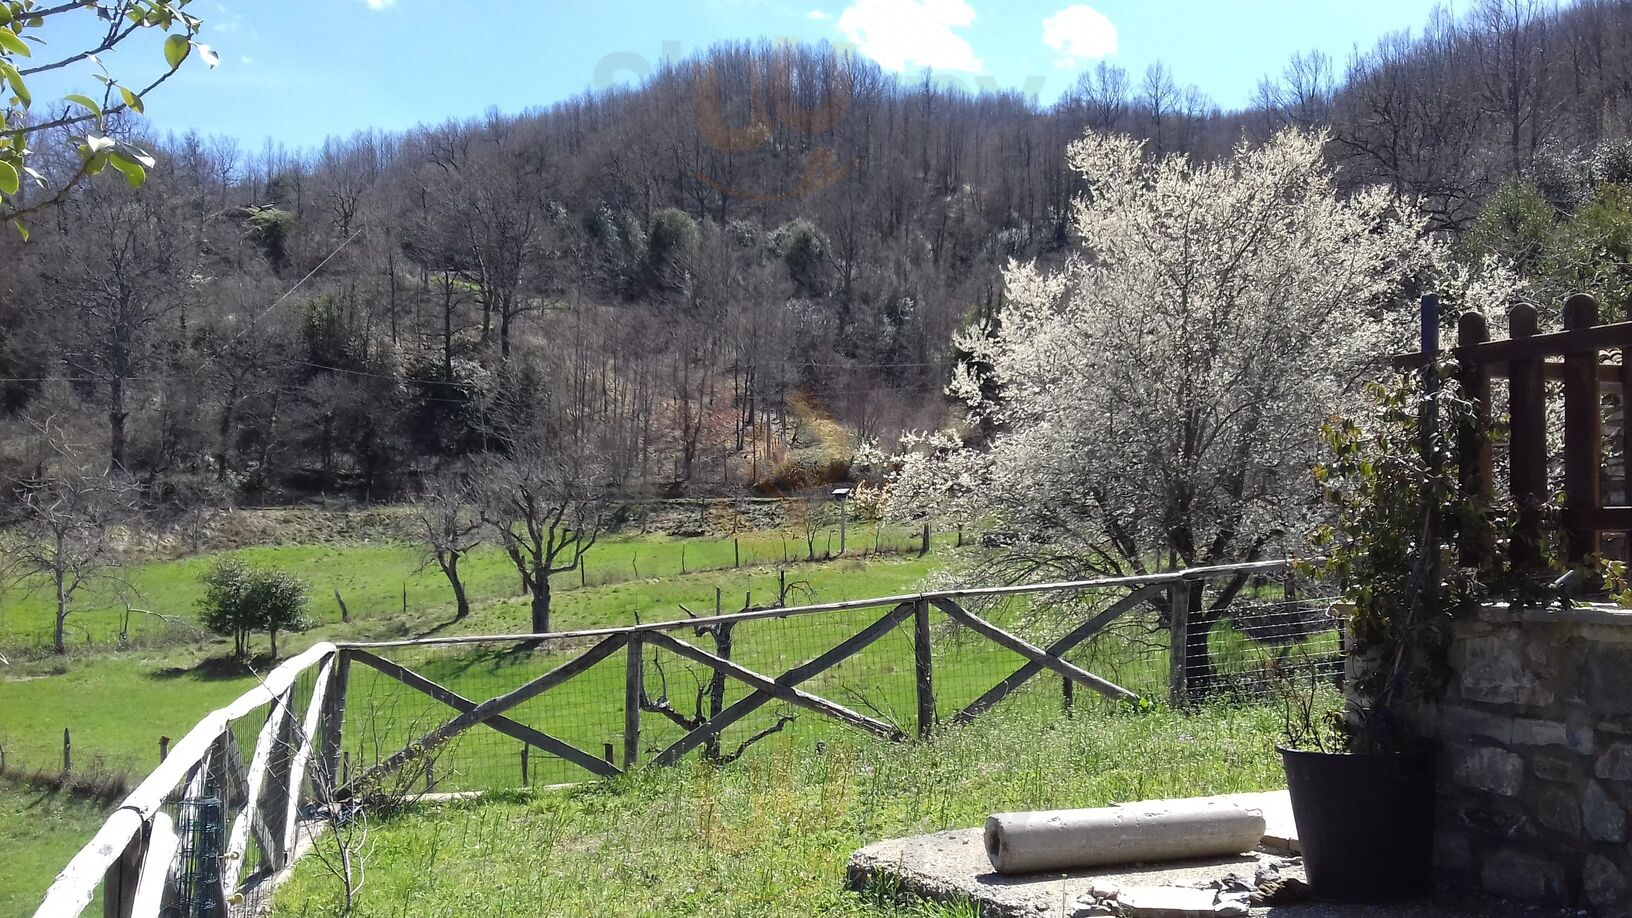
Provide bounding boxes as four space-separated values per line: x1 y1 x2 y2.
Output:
845 791 1579 918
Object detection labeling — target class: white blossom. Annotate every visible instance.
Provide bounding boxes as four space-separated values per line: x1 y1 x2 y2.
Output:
889 129 1456 579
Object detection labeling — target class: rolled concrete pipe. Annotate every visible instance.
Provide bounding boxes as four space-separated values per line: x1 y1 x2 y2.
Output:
984 797 1267 875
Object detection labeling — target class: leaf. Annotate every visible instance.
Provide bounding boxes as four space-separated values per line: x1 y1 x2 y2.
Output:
119 85 143 114
0 159 16 195
11 219 26 242
0 7 10 26
0 61 27 107
85 133 115 154
0 28 29 57
195 43 219 68
107 152 146 188
163 33 189 68
64 93 101 116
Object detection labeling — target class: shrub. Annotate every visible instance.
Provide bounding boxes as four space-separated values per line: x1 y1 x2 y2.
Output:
199 559 313 661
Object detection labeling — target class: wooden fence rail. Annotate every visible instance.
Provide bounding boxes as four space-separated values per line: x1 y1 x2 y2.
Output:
36 642 339 918
37 559 1324 917
1396 292 1632 566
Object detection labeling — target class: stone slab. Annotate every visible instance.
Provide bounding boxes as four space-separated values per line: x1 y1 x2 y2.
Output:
846 791 1579 918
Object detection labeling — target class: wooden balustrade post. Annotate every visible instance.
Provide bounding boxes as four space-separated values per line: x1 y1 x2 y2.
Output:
101 826 146 918
318 651 350 800
1457 311 1495 563
1563 294 1603 563
623 634 643 769
1621 341 1632 555
1509 303 1547 570
912 600 935 739
262 689 298 869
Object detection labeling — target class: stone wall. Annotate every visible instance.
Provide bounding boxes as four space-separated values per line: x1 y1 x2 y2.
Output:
1410 603 1632 913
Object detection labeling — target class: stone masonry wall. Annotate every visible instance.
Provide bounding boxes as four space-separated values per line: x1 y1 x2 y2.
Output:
1410 604 1632 913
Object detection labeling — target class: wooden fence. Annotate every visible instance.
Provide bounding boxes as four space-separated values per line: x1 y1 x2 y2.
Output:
1397 292 1632 566
35 559 1332 917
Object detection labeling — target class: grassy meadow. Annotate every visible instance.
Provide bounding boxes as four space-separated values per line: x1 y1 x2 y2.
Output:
273 700 1289 917
0 519 941 916
0 509 1322 916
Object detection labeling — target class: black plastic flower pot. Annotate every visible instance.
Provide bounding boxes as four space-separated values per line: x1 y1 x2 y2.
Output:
1278 746 1436 902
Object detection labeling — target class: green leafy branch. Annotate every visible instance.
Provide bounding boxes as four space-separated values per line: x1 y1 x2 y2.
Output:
0 0 219 233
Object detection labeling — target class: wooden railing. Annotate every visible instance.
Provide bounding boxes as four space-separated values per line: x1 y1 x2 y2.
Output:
37 560 1322 916
1397 293 1632 566
35 642 341 918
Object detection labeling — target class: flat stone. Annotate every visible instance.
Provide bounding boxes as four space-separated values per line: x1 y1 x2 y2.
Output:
1117 885 1219 917
1532 751 1582 783
1584 781 1628 843
1432 832 1472 873
847 790 1577 917
1583 854 1629 909
1453 746 1525 797
1586 645 1632 717
1480 849 1567 903
1454 636 1550 706
1597 743 1632 781
1534 786 1581 836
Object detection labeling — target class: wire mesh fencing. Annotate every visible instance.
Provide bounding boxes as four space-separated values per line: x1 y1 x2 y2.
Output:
334 562 1346 796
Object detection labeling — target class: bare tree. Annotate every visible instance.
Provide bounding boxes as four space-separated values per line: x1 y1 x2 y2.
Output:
3 471 135 653
411 466 484 620
477 435 615 633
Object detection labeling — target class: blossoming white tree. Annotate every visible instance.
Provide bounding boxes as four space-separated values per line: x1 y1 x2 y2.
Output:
889 129 1442 684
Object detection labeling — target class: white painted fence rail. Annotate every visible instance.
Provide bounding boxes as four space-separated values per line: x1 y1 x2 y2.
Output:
35 642 339 918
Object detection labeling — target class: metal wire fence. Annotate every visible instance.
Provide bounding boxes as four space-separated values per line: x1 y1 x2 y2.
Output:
35 561 1346 917
334 564 1345 794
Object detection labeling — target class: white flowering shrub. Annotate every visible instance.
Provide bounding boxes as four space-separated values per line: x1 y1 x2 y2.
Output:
890 129 1464 581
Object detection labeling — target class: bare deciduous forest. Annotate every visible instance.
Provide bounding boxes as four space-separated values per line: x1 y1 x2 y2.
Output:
1 0 1629 506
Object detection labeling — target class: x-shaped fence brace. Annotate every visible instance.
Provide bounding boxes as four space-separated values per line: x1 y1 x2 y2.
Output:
339 584 1164 791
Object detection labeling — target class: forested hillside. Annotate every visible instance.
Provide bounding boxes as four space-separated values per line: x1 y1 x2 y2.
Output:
3 0 1631 504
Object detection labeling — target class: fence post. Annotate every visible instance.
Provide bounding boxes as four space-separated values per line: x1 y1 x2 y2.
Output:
159 736 170 763
1457 311 1494 563
318 651 350 801
1508 303 1546 569
919 523 930 557
913 600 935 739
624 634 643 769
520 743 530 786
1062 676 1075 717
263 689 298 868
101 827 146 918
1622 334 1632 552
1168 580 1192 708
1562 293 1602 564
62 727 71 773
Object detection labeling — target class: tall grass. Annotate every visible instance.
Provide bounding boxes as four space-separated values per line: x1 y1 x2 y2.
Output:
274 700 1287 917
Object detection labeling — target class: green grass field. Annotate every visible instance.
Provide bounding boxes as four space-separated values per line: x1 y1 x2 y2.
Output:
273 700 1289 917
0 514 1327 917
0 530 942 916
0 523 936 649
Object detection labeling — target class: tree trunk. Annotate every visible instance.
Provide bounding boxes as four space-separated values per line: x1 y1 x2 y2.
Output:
109 374 128 473
442 554 471 620
53 563 68 655
530 562 550 633
216 380 239 481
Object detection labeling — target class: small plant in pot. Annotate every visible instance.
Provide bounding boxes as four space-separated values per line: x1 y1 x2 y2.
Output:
1283 369 1537 903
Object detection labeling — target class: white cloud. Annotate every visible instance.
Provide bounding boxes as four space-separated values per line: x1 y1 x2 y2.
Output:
836 0 982 73
808 9 831 19
362 0 398 9
1042 4 1116 69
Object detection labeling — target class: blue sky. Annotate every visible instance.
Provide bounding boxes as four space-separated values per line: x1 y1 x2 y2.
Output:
31 0 1448 152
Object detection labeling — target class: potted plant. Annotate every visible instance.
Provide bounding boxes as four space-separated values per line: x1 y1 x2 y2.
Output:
1282 367 1535 902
